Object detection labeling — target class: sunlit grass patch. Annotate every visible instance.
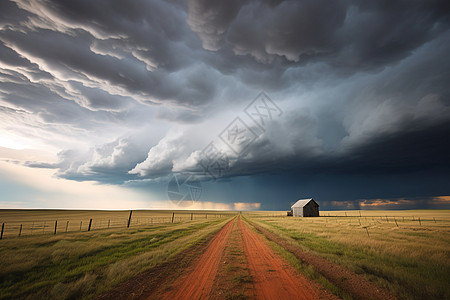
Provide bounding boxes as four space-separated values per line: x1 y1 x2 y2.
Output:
245 210 450 300
0 216 233 299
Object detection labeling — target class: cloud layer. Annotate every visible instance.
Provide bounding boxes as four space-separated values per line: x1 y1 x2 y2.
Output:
1 0 449 208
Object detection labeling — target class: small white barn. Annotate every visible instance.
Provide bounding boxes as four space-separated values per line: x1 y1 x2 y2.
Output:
290 198 319 217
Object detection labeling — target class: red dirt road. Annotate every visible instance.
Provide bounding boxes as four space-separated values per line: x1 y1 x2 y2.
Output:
239 218 323 300
98 217 391 299
159 219 234 299
158 217 329 300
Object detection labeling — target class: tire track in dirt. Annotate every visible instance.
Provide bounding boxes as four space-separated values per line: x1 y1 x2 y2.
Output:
249 220 397 300
239 217 336 300
98 216 338 299
157 217 235 299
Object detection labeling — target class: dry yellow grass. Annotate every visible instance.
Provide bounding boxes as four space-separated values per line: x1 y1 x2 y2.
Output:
0 209 230 237
245 210 450 299
0 210 235 299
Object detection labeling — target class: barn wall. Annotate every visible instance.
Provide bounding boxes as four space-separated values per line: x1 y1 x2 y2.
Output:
303 202 319 217
293 207 303 217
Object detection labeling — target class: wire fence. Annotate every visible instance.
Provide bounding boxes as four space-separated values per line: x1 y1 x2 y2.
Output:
250 211 441 223
0 211 232 239
250 213 440 224
245 212 446 239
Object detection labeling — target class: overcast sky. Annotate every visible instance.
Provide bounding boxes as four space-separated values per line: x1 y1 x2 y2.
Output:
1 0 449 210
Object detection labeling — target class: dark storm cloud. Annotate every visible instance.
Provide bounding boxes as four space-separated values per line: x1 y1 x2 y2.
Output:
1 0 449 208
336 120 450 175
35 0 189 70
0 0 28 26
230 32 450 179
0 0 222 110
188 0 450 69
0 71 111 130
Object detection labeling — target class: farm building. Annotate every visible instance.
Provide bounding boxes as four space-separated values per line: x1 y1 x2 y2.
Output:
290 198 319 217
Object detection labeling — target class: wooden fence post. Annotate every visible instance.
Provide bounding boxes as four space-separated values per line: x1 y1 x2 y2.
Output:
19 224 22 237
172 212 175 223
80 221 82 231
65 221 69 232
385 216 389 223
1 223 4 239
88 219 92 231
108 219 110 229
191 213 193 221
54 220 58 235
127 211 133 228
364 227 370 238
433 217 436 223
394 217 398 227
418 217 421 226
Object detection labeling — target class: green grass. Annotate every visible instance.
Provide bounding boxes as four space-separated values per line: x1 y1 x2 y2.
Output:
0 213 234 299
232 274 253 284
244 210 450 300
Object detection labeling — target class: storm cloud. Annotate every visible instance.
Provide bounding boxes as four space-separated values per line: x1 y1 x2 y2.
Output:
1 0 449 209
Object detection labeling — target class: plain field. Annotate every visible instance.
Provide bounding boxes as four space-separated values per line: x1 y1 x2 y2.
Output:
244 209 450 300
0 209 448 299
0 210 235 299
0 209 230 237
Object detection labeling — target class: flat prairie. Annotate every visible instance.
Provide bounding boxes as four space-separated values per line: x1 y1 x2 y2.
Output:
0 209 448 299
0 209 229 237
244 209 450 299
0 209 234 299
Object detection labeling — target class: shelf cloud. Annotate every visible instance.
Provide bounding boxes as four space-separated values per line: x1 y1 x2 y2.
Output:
1 0 449 209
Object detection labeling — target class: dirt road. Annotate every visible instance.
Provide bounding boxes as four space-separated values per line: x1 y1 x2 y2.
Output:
239 218 324 300
159 218 234 299
97 216 391 300
157 217 332 300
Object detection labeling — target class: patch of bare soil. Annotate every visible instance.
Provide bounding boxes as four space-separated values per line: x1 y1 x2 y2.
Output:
239 218 337 300
249 220 397 300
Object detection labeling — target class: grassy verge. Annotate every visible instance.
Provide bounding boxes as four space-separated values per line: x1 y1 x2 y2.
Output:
244 210 450 299
0 217 233 299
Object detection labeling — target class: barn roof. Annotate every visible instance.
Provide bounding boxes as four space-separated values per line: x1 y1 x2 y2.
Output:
291 198 318 208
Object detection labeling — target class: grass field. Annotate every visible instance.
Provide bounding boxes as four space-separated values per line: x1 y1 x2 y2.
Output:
0 209 229 238
1 209 448 299
244 210 450 300
0 210 235 299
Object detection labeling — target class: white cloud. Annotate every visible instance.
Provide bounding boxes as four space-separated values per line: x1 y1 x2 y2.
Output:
0 161 154 209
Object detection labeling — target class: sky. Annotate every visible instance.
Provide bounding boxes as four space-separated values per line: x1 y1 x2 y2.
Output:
0 0 449 211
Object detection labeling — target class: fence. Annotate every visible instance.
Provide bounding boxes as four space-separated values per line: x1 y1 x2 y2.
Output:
245 211 446 239
0 211 232 239
251 213 439 224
